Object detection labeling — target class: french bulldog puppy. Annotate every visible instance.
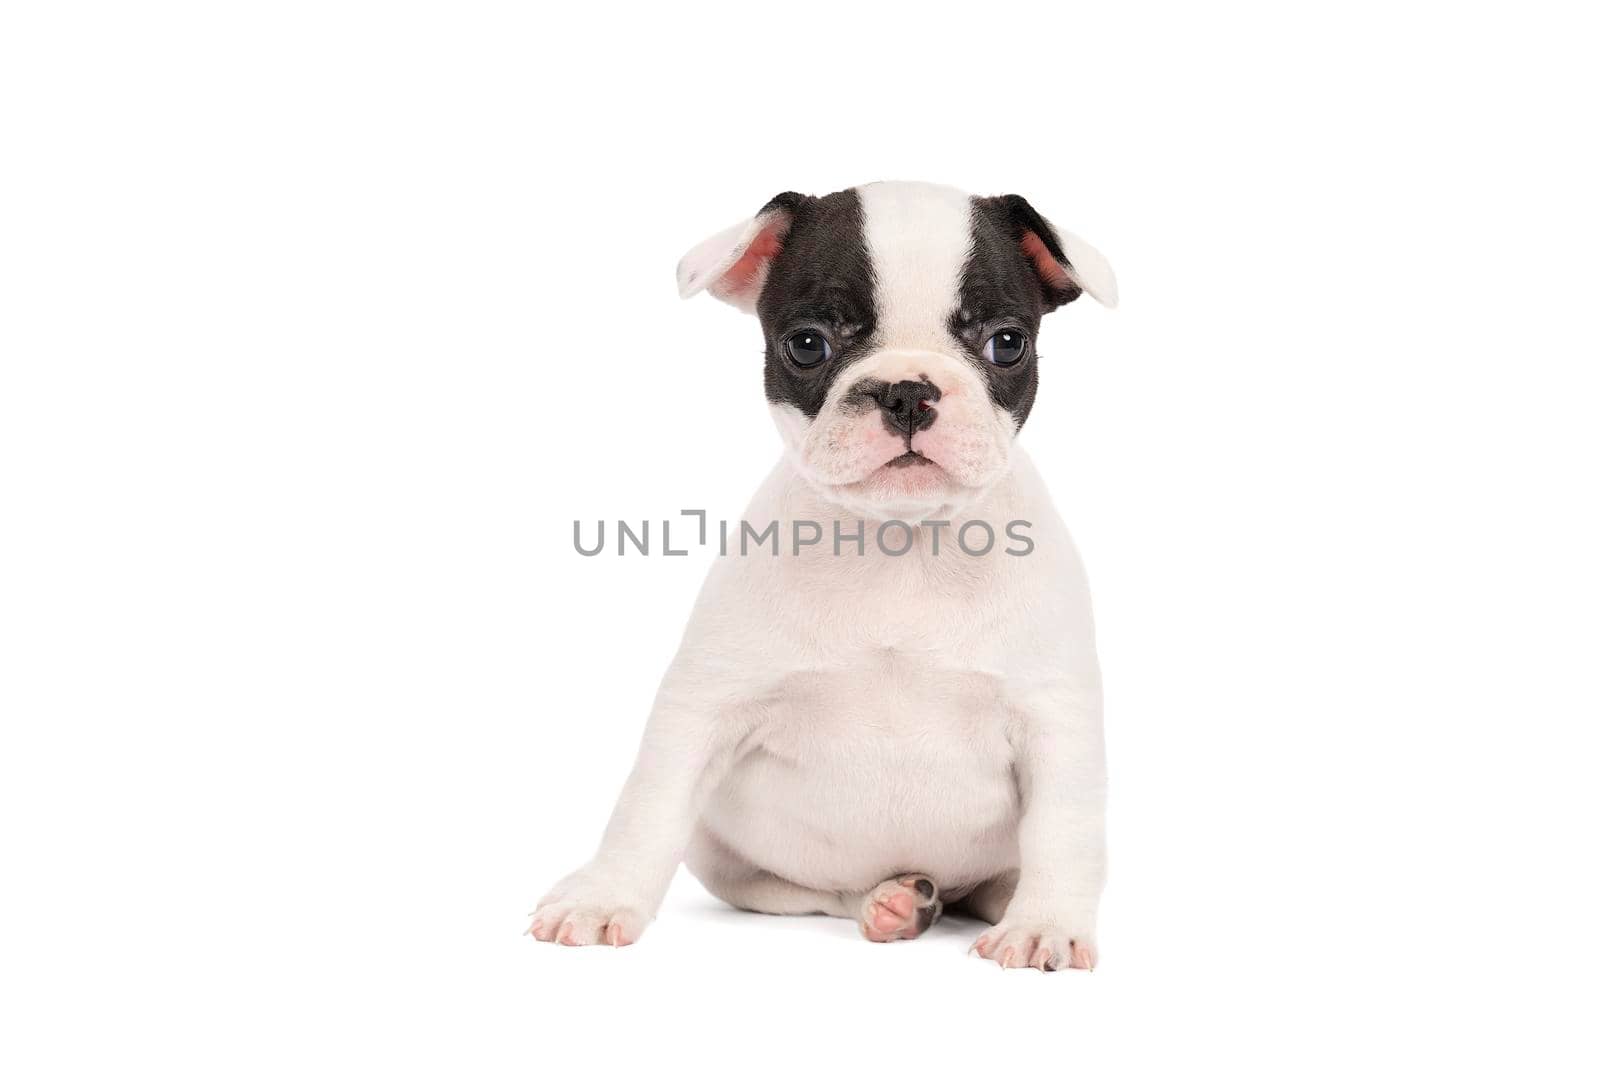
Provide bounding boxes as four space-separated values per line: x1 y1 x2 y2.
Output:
529 181 1117 970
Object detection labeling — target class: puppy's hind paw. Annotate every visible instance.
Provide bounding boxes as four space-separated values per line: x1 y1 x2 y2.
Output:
859 874 942 943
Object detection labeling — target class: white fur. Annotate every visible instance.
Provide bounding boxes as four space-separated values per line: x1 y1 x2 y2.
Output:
858 181 973 350
533 182 1111 970
1055 225 1119 308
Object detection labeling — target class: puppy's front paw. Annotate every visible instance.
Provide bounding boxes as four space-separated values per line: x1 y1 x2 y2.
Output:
527 873 652 948
972 918 1096 971
859 874 942 943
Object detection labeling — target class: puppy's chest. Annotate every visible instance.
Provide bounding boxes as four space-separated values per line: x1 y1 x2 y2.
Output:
750 555 1021 736
751 648 1012 756
721 551 1031 795
770 551 1017 664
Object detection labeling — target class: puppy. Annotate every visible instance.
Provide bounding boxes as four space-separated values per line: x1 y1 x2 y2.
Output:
530 181 1116 970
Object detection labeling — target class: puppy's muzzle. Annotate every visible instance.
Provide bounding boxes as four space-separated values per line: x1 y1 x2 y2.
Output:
852 376 941 438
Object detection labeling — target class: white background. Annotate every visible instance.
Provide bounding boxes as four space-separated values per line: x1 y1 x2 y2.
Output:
3 2 1597 1063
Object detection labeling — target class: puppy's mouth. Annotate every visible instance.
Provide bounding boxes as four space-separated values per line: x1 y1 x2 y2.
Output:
884 451 936 469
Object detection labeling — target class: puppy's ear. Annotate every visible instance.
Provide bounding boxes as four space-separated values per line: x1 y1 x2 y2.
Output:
676 192 809 314
979 194 1118 310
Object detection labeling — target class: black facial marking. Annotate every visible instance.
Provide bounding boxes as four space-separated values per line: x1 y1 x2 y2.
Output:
756 190 877 419
753 187 1083 432
958 195 1083 429
913 878 935 899
840 377 884 415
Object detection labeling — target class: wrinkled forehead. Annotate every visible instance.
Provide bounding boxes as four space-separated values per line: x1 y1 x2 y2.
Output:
755 182 1042 345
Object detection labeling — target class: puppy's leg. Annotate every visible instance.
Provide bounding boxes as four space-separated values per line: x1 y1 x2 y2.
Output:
529 664 753 948
971 688 1105 972
688 831 942 942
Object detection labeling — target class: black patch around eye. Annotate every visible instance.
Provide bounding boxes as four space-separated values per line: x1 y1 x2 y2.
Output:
756 189 877 419
957 197 1049 428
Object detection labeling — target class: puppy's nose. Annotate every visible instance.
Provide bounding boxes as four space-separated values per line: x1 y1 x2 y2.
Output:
867 377 941 436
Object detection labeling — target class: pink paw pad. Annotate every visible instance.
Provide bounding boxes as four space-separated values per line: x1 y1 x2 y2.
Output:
860 875 942 943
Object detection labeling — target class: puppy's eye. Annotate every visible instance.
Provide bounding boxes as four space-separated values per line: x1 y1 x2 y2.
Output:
983 329 1028 366
783 330 832 368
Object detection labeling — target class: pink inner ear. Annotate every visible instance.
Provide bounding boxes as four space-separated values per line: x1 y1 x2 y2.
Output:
717 226 785 300
1020 229 1075 291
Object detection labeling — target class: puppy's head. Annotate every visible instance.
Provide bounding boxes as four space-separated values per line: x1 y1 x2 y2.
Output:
678 181 1116 519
